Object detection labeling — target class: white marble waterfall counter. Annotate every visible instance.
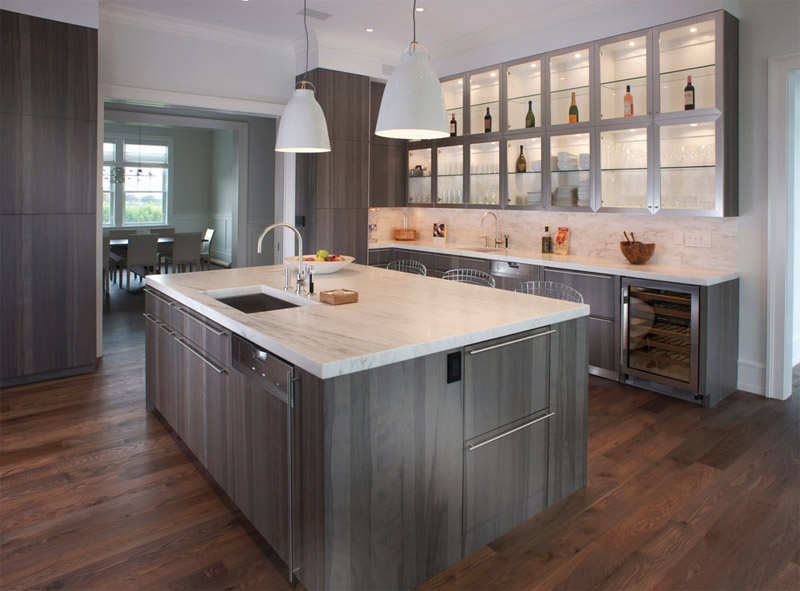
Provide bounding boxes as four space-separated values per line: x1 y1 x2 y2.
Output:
370 241 738 286
146 264 588 379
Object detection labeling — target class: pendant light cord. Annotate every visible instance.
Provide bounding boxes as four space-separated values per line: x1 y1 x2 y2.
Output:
412 0 417 44
302 0 309 82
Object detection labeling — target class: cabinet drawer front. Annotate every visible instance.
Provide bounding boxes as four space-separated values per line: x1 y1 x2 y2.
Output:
175 306 231 366
543 268 616 319
397 248 434 270
589 316 618 374
463 412 549 555
144 288 179 328
464 329 550 440
432 253 490 274
368 248 394 266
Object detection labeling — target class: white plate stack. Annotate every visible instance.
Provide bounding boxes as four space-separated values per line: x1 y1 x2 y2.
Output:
526 192 542 205
553 186 578 206
557 151 579 171
578 180 590 206
579 153 590 170
529 160 541 172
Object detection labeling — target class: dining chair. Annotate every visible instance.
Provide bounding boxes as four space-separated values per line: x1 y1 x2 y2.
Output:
386 259 427 276
150 227 175 237
200 228 215 270
151 227 176 270
442 268 496 288
102 236 116 294
164 232 204 274
120 234 159 290
108 229 137 239
515 281 584 303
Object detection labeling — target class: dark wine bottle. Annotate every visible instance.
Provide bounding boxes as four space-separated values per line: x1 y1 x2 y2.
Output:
484 107 492 133
684 75 695 110
449 113 457 137
516 145 527 173
525 100 535 128
569 91 579 123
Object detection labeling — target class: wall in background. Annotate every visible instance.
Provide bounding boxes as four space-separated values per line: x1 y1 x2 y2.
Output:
211 130 237 263
427 0 800 395
373 208 739 270
2 0 98 28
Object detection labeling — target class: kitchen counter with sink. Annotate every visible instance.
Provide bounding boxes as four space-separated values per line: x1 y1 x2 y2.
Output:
144 263 589 590
369 240 738 286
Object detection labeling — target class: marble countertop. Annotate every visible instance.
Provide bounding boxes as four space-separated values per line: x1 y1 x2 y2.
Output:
370 240 738 286
146 263 588 379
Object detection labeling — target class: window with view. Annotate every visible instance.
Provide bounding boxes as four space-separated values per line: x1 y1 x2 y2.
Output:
102 136 171 227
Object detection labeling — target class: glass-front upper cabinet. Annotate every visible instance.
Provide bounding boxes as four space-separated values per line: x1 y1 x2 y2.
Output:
437 145 464 205
657 18 716 113
506 137 542 207
599 127 649 211
657 119 718 213
469 69 500 135
407 148 432 205
599 33 649 121
550 132 591 209
505 58 542 132
441 77 464 137
469 142 500 206
549 47 591 126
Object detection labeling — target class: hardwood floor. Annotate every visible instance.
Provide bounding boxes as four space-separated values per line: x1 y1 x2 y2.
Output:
1 282 798 590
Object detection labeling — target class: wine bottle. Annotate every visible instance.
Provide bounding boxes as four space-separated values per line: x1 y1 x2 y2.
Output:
569 92 579 123
449 113 457 137
623 85 633 117
525 100 535 128
484 107 492 133
541 226 552 253
684 75 695 110
516 145 527 173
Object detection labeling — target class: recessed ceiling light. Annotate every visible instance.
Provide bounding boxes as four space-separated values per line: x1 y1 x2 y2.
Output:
629 129 636 132
458 79 463 84
628 41 635 47
415 6 424 11
490 72 496 77
560 77 566 81
365 27 374 32
574 53 581 58
530 63 537 68
690 123 698 127
689 27 697 33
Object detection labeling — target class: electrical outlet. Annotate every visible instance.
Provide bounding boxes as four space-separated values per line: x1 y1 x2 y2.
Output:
673 231 683 245
685 232 712 248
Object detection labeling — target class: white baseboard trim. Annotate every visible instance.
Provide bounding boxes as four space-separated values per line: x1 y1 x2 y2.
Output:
737 359 766 396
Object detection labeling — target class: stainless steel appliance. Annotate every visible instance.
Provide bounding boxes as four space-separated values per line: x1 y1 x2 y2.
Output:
490 260 541 291
621 278 700 399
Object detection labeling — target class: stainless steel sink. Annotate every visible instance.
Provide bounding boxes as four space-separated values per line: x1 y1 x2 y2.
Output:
466 246 505 253
215 293 299 314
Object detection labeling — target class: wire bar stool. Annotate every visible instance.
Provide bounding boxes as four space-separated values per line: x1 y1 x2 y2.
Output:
386 259 427 276
515 281 584 303
442 268 496 288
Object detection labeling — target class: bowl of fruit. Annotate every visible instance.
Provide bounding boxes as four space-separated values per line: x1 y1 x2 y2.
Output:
285 250 355 275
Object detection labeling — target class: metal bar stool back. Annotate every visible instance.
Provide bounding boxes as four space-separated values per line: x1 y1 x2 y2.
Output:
442 268 496 288
514 281 584 303
386 259 427 276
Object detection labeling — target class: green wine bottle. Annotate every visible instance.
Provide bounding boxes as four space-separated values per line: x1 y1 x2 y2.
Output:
525 100 535 128
516 145 527 172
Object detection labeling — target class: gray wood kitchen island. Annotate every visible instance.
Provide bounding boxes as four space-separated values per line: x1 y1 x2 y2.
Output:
144 263 589 590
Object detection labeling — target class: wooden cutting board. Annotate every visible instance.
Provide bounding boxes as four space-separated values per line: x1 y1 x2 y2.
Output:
319 289 359 305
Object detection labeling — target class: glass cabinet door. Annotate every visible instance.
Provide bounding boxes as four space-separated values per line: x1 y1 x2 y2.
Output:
469 69 500 135
506 59 542 131
599 127 649 210
550 132 591 208
442 77 464 137
658 120 717 212
549 48 590 126
658 18 716 113
599 34 648 120
506 137 542 207
437 145 464 205
407 148 432 205
469 142 500 206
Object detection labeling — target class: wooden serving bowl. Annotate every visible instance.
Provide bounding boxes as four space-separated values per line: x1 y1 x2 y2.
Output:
620 241 655 264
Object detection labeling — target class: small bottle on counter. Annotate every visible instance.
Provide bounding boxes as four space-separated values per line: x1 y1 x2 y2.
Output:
541 226 553 253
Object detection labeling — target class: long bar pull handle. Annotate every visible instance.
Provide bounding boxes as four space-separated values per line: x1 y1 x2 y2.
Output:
143 287 174 306
142 313 159 324
546 269 612 280
175 307 229 337
467 412 555 452
176 338 228 374
468 329 556 356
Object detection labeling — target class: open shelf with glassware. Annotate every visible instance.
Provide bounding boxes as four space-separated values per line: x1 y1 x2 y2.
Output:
468 141 500 207
436 145 465 206
407 148 433 206
403 9 736 216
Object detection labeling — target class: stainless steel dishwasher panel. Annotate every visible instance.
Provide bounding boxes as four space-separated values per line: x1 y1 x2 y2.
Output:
490 260 542 291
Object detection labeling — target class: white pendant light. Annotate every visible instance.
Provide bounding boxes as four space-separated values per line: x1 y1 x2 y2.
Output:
275 0 331 153
375 0 448 140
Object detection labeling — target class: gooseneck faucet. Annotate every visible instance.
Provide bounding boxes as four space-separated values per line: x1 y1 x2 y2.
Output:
480 211 503 248
257 223 307 295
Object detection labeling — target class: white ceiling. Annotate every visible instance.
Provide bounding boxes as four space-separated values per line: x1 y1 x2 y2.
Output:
101 0 635 61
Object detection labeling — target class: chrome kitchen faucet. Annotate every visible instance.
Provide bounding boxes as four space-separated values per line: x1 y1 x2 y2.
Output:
257 223 307 296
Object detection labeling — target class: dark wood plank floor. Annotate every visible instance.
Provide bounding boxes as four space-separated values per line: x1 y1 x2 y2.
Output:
1 281 798 591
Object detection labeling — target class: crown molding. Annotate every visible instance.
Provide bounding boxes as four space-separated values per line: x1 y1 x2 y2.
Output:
99 3 293 55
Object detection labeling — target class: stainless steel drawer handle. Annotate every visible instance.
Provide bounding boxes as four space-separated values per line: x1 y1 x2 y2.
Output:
467 412 555 452
176 307 229 337
155 321 176 336
142 313 159 324
143 288 174 306
468 329 556 355
176 337 228 374
547 269 612 281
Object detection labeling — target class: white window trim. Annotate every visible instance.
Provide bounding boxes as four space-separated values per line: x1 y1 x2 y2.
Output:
103 132 174 228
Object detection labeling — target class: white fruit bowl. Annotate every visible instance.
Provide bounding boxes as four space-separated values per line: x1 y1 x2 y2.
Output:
285 255 355 275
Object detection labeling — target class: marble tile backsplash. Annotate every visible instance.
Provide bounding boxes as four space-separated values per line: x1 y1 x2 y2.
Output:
371 208 739 270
